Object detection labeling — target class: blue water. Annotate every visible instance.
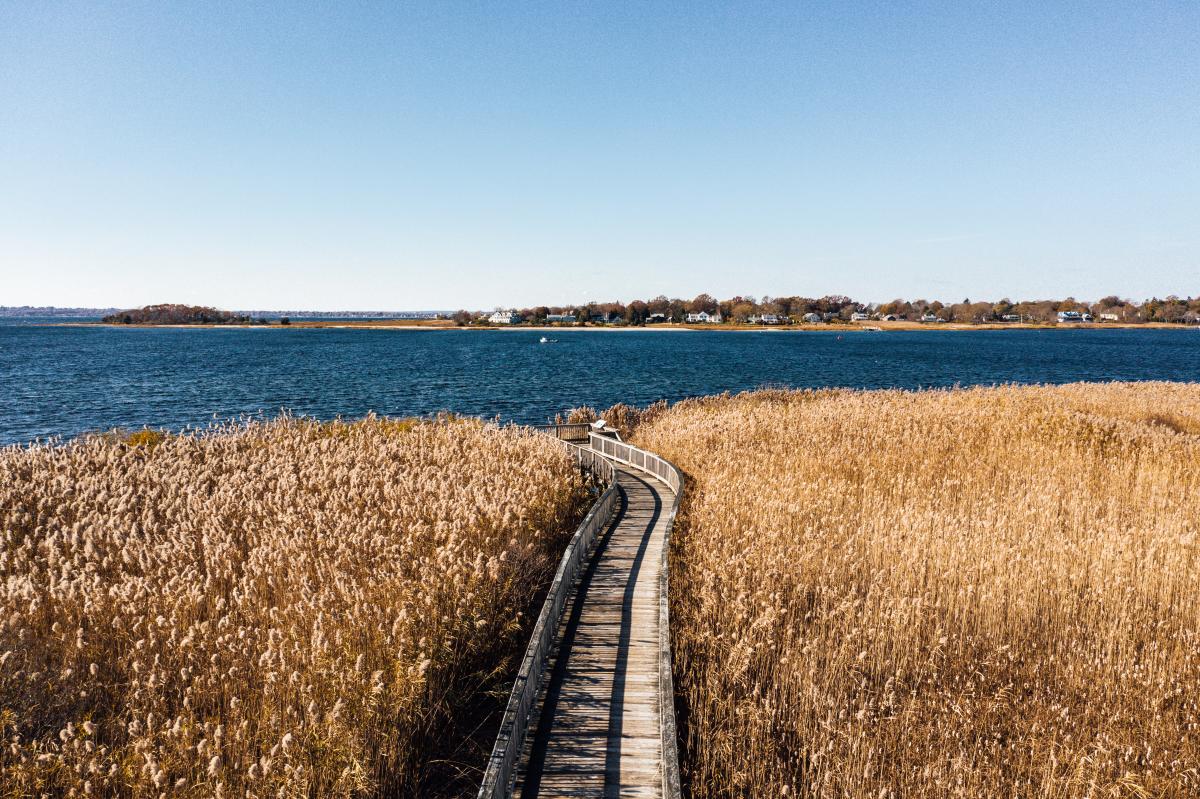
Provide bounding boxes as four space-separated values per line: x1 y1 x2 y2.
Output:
1 324 1198 444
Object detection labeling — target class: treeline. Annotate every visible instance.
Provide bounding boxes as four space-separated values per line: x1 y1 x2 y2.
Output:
102 304 288 325
0 306 121 318
451 293 1200 326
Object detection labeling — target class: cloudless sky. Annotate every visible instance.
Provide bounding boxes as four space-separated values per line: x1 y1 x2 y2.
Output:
1 1 1197 310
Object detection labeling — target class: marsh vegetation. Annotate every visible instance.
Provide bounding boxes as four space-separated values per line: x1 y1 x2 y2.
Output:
633 383 1200 798
0 417 587 797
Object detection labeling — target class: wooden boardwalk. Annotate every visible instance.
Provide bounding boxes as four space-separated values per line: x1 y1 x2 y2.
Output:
513 463 674 798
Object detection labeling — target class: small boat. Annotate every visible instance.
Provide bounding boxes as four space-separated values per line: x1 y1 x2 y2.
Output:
863 326 882 331
539 336 558 343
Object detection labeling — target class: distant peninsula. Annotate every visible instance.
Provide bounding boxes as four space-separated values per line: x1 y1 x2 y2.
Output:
0 305 446 321
102 304 263 325
22 292 1200 330
0 305 120 318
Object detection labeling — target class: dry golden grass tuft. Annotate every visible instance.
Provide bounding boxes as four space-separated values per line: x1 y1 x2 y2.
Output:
0 416 587 797
560 400 667 439
633 382 1200 798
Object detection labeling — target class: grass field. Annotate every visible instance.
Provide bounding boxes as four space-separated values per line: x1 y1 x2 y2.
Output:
633 383 1200 798
0 417 587 797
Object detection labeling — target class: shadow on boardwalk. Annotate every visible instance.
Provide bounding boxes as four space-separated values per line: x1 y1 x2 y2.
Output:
515 466 671 798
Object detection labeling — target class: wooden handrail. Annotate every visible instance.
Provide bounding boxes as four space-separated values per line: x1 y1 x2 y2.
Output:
476 439 616 799
531 422 592 442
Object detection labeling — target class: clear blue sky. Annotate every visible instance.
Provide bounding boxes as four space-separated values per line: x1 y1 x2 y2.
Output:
1 1 1196 310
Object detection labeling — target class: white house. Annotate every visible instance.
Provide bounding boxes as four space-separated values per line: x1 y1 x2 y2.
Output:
802 312 823 323
488 310 520 324
1099 313 1120 322
919 313 944 323
686 311 721 323
1057 310 1085 323
850 312 871 321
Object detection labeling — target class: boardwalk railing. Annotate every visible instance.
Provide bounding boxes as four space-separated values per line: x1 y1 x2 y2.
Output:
531 422 592 443
588 432 685 799
589 433 683 495
478 440 617 799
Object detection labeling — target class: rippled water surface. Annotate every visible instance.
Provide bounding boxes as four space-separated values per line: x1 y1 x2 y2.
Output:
2 323 1198 444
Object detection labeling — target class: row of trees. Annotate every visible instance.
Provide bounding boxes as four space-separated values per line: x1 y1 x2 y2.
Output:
452 294 1200 326
102 304 249 325
879 295 1200 324
102 304 288 325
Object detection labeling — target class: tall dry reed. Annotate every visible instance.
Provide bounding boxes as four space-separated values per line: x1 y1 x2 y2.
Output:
633 383 1200 798
0 416 587 797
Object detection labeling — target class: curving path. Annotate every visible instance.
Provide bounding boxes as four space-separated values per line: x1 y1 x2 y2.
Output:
513 462 674 798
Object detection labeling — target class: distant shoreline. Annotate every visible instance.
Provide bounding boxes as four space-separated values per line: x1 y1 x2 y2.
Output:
48 320 1199 332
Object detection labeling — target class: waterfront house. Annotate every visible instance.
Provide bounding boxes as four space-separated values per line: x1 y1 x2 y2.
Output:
1099 313 1120 322
881 314 899 322
686 311 720 323
919 313 944 323
1057 310 1085 323
647 312 667 323
850 312 872 321
488 310 521 324
546 313 576 323
802 312 823 323
1001 314 1021 322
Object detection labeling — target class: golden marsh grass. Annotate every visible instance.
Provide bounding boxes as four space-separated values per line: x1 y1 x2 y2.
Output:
0 416 587 797
633 383 1200 798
